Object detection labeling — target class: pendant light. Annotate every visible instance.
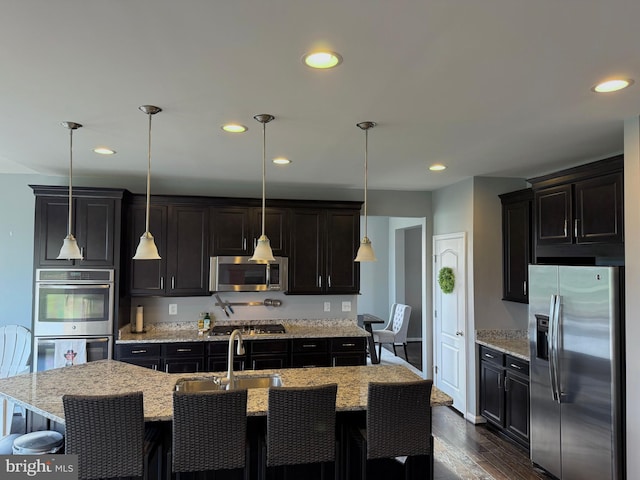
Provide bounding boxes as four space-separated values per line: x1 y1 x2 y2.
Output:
133 105 162 260
249 114 276 263
354 121 377 262
57 121 84 260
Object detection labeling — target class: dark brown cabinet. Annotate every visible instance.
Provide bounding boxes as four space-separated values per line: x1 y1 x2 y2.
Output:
288 208 360 294
127 202 209 296
210 206 289 257
290 338 331 368
115 343 161 370
330 337 367 366
529 155 623 261
499 189 533 303
162 342 205 373
479 345 529 448
32 186 124 268
249 339 290 370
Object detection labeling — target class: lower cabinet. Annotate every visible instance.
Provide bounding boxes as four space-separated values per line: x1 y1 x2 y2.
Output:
479 345 530 448
116 336 367 373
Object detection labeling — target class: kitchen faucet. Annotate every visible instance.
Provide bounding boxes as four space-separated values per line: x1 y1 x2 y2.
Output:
220 329 244 389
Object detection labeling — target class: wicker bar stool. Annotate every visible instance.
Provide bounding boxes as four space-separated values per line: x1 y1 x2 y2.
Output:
264 384 338 480
346 380 433 480
172 389 248 480
63 391 161 480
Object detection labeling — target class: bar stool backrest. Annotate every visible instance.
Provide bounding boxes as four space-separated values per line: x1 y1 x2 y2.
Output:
63 391 145 480
267 383 338 467
366 380 433 460
172 389 248 473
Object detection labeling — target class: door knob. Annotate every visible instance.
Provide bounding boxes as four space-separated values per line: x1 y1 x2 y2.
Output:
455 331 464 336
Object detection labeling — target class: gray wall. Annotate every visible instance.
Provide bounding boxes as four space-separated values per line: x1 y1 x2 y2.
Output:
405 226 422 339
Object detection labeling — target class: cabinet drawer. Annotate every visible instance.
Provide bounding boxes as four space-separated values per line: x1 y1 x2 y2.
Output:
207 341 231 355
251 340 289 354
292 338 328 353
116 344 161 358
331 337 366 352
506 356 529 377
163 343 205 357
479 346 504 366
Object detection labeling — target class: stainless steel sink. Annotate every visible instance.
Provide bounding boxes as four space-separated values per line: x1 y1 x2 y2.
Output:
174 374 282 392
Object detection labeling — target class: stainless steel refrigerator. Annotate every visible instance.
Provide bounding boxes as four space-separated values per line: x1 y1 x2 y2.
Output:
528 265 624 480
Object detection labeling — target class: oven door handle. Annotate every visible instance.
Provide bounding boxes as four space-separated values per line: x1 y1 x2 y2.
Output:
37 284 112 289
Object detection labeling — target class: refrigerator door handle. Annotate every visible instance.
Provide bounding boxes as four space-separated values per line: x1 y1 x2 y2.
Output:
548 294 559 402
551 294 562 404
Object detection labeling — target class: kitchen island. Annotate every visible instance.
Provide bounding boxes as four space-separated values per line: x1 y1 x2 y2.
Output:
0 360 452 424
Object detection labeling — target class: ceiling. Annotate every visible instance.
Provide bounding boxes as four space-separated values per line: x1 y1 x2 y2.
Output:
1 1 639 194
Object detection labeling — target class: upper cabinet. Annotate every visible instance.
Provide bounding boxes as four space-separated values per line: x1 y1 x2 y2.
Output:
127 199 209 296
528 155 624 262
288 206 361 294
499 188 533 303
210 206 289 257
31 185 124 268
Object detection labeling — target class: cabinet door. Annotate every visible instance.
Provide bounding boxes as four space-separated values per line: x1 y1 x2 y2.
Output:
535 185 572 245
251 207 289 256
289 209 324 293
211 207 250 255
35 196 73 267
501 195 531 303
480 361 505 426
325 210 360 293
166 205 209 296
75 197 116 266
574 172 623 244
505 371 530 446
129 204 167 295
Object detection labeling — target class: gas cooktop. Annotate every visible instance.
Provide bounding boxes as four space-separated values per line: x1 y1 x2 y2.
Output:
208 324 286 336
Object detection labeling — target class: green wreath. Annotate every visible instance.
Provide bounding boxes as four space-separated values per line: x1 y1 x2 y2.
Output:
438 267 455 294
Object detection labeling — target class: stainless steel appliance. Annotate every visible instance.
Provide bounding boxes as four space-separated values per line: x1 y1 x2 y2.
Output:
34 268 114 336
33 268 114 372
209 256 288 292
528 265 624 480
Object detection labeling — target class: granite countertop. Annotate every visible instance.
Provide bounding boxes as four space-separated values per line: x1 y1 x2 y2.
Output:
475 330 529 361
117 319 369 343
0 360 452 424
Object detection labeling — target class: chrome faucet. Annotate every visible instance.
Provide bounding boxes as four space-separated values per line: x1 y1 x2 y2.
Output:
222 329 245 389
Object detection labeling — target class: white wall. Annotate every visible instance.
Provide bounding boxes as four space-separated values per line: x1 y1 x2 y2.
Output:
624 116 639 479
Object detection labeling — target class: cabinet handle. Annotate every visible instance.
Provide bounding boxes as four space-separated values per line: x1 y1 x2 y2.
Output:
318 276 322 288
574 218 579 238
497 375 502 389
484 353 495 359
509 363 522 370
243 238 247 250
302 344 318 348
342 343 355 347
80 247 84 258
165 365 169 373
131 350 147 354
176 348 192 352
564 220 567 237
523 280 527 296
328 275 331 288
160 277 164 289
152 365 157 371
171 276 175 289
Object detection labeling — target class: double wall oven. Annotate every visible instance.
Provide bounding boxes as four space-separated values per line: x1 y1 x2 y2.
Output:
33 269 114 372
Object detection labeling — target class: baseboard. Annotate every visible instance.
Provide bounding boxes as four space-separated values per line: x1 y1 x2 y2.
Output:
465 412 487 425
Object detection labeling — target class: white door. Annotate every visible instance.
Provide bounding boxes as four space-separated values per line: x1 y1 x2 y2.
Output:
433 232 466 413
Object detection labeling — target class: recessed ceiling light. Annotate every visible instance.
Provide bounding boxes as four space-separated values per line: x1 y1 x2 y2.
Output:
221 123 248 133
303 51 343 69
93 147 116 155
429 164 446 171
592 78 634 93
273 157 291 165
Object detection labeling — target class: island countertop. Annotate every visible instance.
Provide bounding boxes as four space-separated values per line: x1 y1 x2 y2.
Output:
0 360 452 424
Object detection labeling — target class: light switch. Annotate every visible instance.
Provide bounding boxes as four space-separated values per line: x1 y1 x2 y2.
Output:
341 301 351 312
324 302 331 312
169 304 178 315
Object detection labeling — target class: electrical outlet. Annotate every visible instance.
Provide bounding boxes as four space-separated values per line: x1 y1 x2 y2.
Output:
169 304 177 315
341 301 351 312
324 302 331 312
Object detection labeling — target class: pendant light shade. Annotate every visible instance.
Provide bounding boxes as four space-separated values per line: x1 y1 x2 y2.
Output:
354 121 377 262
133 105 162 260
249 114 276 263
57 121 83 260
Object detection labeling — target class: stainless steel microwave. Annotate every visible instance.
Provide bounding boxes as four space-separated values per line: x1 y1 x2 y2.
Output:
209 256 288 292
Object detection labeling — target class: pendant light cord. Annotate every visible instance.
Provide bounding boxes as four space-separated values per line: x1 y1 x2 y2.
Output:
261 120 266 236
67 127 74 237
145 112 152 234
363 127 368 238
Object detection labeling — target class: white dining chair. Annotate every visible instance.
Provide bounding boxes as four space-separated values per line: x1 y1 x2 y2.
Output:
0 325 31 437
373 304 412 360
